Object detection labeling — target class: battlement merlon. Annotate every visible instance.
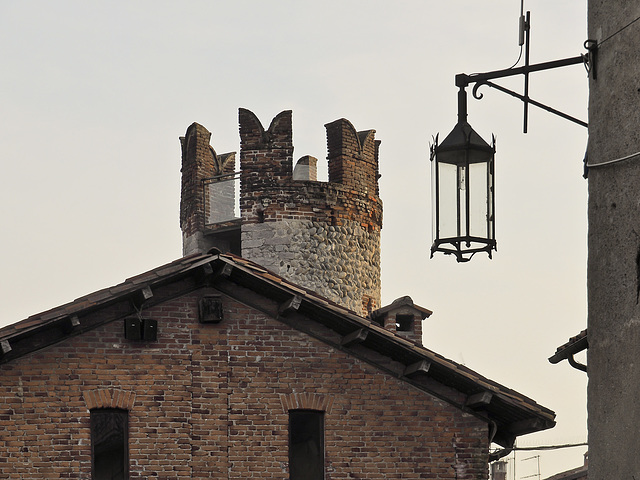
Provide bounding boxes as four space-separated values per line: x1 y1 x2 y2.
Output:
239 108 293 185
325 118 381 196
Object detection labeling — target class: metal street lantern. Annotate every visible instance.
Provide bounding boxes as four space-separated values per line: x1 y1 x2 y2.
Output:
431 82 496 263
429 9 589 263
431 121 496 263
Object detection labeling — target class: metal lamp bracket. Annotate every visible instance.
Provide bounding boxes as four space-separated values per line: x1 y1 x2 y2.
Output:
456 11 589 133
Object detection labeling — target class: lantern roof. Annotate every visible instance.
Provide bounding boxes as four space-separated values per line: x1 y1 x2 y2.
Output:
437 121 494 154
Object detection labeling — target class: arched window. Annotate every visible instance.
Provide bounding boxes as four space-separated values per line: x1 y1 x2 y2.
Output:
289 409 324 480
90 408 128 480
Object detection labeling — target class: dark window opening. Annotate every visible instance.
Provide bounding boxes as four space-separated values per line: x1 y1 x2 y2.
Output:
91 408 128 480
396 314 414 332
289 409 324 480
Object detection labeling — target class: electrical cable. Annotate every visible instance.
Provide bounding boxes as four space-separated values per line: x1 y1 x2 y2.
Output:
490 442 587 461
508 442 587 452
598 13 640 47
471 0 524 75
584 14 640 173
504 0 525 70
507 46 524 70
468 46 523 77
586 150 640 169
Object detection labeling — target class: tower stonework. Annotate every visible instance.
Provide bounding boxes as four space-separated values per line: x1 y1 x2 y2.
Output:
239 109 383 315
180 109 383 315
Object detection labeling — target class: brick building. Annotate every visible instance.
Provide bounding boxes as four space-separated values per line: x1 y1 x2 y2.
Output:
0 110 555 479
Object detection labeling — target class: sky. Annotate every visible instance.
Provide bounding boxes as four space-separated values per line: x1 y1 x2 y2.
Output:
0 1 588 478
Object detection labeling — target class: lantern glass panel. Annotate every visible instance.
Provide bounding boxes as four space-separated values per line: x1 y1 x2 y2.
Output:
458 164 467 238
468 161 489 238
436 161 458 239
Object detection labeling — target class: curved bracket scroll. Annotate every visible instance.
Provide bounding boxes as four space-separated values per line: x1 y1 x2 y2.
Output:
472 81 489 100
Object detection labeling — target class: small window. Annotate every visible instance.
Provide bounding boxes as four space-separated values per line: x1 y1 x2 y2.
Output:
396 314 414 332
91 408 128 480
289 410 324 480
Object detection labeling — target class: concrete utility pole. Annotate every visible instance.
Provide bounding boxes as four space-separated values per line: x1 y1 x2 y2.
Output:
587 2 640 478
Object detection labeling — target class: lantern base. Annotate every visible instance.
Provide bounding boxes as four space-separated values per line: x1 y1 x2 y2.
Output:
430 236 497 263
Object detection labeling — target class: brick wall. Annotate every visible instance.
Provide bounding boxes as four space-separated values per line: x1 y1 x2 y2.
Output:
238 109 383 231
0 290 489 479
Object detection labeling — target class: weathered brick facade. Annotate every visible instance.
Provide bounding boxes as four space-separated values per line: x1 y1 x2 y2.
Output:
0 288 489 479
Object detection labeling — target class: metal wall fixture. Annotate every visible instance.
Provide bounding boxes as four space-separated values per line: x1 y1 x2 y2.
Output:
198 295 224 324
431 9 589 262
123 317 158 341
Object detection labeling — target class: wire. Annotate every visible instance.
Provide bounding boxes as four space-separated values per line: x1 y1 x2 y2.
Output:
490 442 587 457
598 14 640 47
509 442 587 452
586 150 640 169
507 46 524 70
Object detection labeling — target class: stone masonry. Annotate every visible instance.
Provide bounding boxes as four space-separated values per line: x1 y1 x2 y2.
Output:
238 109 382 315
242 219 380 312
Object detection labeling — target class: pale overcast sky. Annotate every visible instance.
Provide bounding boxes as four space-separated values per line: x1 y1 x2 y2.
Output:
0 1 588 478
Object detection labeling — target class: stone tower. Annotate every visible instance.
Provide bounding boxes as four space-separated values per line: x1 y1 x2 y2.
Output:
180 109 383 316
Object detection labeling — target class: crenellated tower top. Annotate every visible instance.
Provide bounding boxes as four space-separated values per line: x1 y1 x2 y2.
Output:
181 109 383 315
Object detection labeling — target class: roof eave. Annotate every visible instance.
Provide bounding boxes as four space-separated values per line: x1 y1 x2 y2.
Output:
0 253 555 447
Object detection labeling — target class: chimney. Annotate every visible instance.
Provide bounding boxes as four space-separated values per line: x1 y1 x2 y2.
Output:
293 156 318 181
370 296 432 346
491 461 508 480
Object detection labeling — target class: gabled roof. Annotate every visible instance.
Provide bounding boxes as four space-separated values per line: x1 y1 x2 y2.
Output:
0 252 555 447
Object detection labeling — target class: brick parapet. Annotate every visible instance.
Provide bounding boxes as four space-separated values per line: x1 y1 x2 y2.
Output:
180 122 236 255
180 123 215 238
325 118 380 196
240 179 382 231
239 110 382 230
